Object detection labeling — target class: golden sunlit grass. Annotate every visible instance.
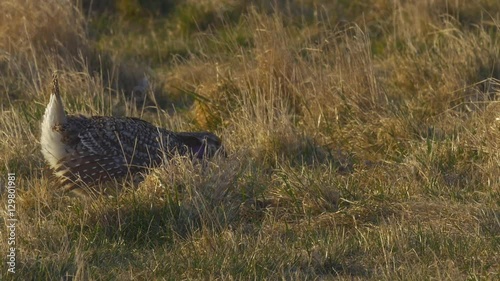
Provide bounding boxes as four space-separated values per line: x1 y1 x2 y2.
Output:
1 0 499 280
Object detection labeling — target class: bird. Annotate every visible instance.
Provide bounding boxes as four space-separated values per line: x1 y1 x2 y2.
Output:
41 72 223 195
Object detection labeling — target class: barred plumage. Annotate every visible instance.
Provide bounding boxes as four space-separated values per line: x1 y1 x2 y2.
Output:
41 73 222 195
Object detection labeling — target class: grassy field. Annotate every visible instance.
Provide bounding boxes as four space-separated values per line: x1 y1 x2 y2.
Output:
0 0 499 279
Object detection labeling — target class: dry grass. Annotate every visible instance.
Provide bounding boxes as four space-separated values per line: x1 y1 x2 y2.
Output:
1 0 499 279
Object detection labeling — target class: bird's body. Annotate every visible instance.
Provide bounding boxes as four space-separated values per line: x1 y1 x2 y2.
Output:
41 74 222 195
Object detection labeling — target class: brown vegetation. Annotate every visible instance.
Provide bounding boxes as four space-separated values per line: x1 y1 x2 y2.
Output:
0 0 499 279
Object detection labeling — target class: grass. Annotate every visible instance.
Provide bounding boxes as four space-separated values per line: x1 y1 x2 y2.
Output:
0 0 499 279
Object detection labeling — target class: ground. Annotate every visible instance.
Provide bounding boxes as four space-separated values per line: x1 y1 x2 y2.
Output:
0 0 499 280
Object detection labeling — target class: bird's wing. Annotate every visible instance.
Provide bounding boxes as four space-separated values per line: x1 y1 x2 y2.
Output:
76 117 165 166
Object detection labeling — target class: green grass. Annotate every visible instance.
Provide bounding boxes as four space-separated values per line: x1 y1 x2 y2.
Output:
0 0 499 279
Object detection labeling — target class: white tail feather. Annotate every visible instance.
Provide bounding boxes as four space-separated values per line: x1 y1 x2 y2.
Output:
41 74 67 168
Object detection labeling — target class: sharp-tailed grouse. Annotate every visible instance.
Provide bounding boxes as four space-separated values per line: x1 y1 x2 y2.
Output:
41 73 222 195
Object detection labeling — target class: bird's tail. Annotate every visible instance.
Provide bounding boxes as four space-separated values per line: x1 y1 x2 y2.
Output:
41 72 68 167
